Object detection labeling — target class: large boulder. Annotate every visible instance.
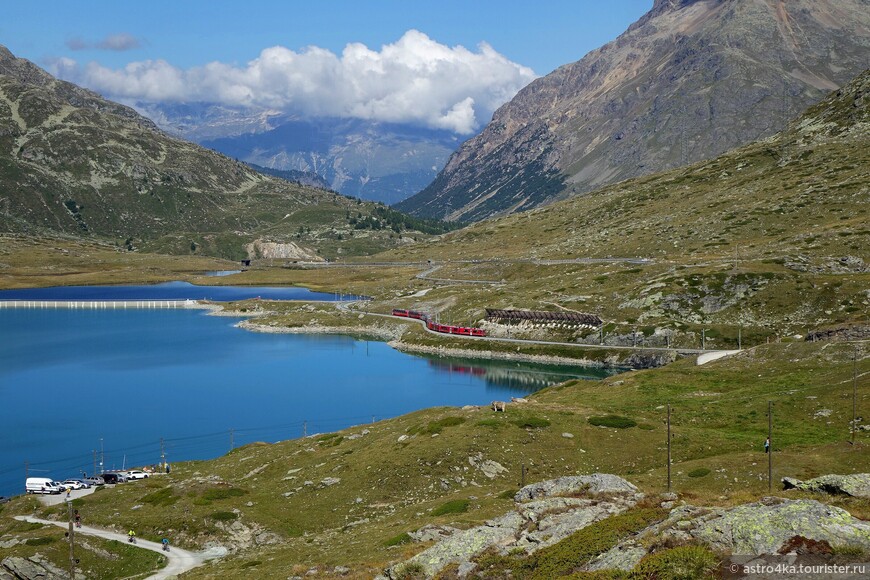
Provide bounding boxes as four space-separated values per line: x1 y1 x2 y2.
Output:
514 473 639 502
387 515 520 579
691 498 870 554
386 474 643 578
1 555 79 580
782 474 870 499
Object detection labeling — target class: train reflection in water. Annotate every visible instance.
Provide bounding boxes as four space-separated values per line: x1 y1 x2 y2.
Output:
425 357 617 394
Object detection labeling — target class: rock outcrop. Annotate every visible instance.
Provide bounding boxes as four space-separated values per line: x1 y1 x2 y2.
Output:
385 473 641 578
782 474 870 499
593 497 870 571
513 473 640 502
1 554 82 580
387 474 870 578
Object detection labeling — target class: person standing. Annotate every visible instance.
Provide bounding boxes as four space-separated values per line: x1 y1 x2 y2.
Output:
764 437 770 453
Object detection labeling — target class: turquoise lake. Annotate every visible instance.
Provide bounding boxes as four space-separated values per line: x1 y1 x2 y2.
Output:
0 306 612 496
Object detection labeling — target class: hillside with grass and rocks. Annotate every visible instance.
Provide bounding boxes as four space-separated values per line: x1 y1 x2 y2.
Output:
0 44 445 261
0 340 866 578
378 69 870 346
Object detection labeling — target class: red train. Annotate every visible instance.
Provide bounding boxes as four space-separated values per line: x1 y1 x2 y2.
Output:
391 309 486 337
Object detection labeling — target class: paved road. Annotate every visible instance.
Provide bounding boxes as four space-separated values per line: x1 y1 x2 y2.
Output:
14 516 223 580
38 486 95 506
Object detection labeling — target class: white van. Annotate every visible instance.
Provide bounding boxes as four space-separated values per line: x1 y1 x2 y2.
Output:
25 477 62 495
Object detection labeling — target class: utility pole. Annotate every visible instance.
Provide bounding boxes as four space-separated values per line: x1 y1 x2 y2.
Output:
67 501 76 579
160 438 166 469
100 438 104 476
768 401 773 492
738 327 742 350
702 329 706 350
668 403 671 492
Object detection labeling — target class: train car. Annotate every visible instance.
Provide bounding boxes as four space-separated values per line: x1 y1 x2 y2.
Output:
394 308 486 337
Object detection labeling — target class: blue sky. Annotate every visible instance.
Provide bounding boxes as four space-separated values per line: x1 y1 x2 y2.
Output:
2 1 653 133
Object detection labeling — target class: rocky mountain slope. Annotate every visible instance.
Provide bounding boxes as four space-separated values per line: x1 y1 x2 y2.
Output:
382 68 869 339
397 0 870 221
0 45 431 259
142 102 460 205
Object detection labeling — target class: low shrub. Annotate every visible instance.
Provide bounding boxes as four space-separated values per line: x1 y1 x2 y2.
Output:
431 499 470 516
688 468 711 478
588 415 637 429
476 418 502 427
25 537 56 546
511 416 551 429
209 511 238 521
287 525 304 538
393 562 426 580
384 532 412 547
632 545 719 579
411 416 466 435
202 487 247 501
498 489 518 500
141 487 178 506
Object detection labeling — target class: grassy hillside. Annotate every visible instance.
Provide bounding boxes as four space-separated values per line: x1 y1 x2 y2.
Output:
375 70 870 341
1 340 866 578
0 45 441 261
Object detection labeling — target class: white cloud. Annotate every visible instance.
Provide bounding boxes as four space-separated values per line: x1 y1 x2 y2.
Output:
65 33 142 52
97 33 142 52
48 30 536 134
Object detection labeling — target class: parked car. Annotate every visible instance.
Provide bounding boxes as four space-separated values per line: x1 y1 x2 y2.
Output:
25 477 62 495
62 479 90 490
99 473 120 484
83 476 105 486
125 470 149 480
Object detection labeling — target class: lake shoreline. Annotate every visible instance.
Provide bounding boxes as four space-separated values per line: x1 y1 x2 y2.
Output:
223 306 658 369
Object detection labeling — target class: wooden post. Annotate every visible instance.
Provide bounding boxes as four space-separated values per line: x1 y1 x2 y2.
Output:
852 348 858 446
768 401 773 492
668 403 671 491
67 501 75 579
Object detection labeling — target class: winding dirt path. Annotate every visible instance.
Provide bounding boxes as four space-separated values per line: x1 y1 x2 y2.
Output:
14 516 224 579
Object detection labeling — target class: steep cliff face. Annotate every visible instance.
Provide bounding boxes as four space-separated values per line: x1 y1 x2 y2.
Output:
397 0 870 221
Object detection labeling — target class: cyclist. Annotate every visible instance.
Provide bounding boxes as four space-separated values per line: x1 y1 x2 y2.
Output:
127 530 136 543
161 537 170 551
74 510 81 528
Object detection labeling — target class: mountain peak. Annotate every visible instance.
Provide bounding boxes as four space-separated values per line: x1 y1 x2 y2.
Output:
397 0 870 222
651 0 709 14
